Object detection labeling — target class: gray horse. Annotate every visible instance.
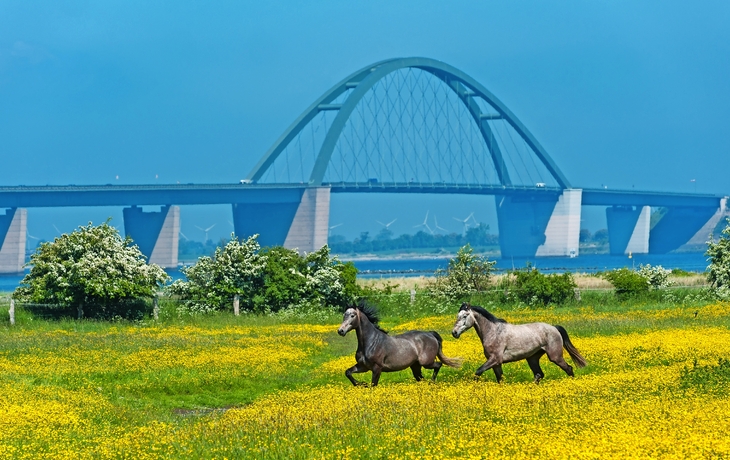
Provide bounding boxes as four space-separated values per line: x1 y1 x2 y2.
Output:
338 301 462 386
452 302 586 383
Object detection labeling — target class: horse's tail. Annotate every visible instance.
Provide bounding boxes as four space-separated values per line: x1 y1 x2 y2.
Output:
430 331 464 368
555 325 587 368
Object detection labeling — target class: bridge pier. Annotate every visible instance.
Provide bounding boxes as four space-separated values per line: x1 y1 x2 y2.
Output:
123 205 179 268
0 208 27 274
677 197 729 250
496 189 581 258
232 187 330 253
605 205 650 255
649 204 723 254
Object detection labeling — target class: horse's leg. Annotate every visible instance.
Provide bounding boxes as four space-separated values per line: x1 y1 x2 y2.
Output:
546 347 574 377
526 351 545 384
475 357 502 381
423 360 442 382
345 363 369 386
370 364 383 387
410 364 424 382
492 364 503 383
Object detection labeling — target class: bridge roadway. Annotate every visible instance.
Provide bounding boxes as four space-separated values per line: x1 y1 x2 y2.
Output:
0 183 725 273
0 183 722 208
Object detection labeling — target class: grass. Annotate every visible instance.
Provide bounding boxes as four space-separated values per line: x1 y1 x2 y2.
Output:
1 285 729 458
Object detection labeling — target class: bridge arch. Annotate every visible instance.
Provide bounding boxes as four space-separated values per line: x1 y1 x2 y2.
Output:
246 57 571 189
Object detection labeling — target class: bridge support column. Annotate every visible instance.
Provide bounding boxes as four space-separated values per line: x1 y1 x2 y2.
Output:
283 187 330 253
123 205 179 268
496 189 581 258
676 197 729 250
606 206 650 255
0 208 27 274
232 187 330 253
649 203 724 254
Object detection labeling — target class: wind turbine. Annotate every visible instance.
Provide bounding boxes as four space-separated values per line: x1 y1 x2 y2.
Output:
179 231 189 241
376 218 397 229
328 223 343 236
453 212 476 234
195 224 216 242
433 216 448 233
414 211 434 235
26 231 39 250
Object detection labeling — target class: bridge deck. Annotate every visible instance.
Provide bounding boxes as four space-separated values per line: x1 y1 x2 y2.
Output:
0 183 722 208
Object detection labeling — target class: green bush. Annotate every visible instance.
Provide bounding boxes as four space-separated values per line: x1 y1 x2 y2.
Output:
13 222 169 319
603 268 649 298
502 267 577 307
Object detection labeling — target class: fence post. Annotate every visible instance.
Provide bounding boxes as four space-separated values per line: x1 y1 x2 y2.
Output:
233 294 240 316
77 304 83 320
574 288 581 302
410 289 416 304
153 296 159 321
9 299 15 326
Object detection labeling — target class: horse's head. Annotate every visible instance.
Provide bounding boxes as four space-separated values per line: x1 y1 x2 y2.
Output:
452 302 475 338
338 307 360 336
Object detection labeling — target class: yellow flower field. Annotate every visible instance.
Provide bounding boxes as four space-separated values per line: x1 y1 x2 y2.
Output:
0 303 729 459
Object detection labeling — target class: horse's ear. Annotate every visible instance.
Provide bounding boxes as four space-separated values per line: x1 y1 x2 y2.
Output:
341 298 356 313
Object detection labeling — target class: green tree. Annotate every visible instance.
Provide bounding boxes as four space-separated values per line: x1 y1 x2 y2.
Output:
706 219 730 299
579 229 592 243
592 229 609 243
13 222 169 318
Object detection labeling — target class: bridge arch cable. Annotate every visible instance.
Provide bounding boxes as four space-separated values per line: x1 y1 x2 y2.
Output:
246 57 571 190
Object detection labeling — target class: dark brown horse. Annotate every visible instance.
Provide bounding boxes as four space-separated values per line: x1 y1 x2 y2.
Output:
452 302 586 383
338 301 462 386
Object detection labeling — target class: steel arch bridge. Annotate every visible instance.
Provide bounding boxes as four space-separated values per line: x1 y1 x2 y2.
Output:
246 57 571 192
0 58 725 274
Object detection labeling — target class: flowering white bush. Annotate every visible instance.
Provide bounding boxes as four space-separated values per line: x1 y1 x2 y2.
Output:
168 235 266 313
13 222 169 318
637 264 673 290
430 244 496 300
168 237 359 313
707 219 730 300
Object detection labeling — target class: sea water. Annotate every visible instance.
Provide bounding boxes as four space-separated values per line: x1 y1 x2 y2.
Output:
0 252 710 291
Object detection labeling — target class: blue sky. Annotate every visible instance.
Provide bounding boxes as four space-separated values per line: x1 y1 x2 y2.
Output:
1 1 728 241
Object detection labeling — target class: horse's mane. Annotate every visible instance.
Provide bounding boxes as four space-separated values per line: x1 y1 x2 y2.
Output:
460 302 507 324
352 299 388 334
